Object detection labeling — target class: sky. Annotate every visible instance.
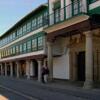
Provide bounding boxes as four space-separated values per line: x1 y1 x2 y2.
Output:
0 0 47 36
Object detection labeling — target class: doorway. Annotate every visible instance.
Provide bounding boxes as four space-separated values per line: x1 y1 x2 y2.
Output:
77 51 85 81
33 60 38 78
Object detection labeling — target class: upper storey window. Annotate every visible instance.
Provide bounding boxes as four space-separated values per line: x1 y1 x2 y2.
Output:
12 47 16 55
9 34 13 42
53 0 61 23
12 32 16 39
27 21 31 33
23 42 27 53
16 45 19 54
17 27 23 37
19 44 23 53
38 36 44 50
23 24 27 34
32 18 37 30
43 12 48 25
32 38 37 51
72 0 82 16
27 40 32 52
37 16 43 27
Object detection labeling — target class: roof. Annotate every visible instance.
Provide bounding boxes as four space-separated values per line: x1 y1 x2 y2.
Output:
0 3 48 39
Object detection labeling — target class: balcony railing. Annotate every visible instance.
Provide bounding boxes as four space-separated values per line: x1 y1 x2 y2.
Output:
48 1 87 26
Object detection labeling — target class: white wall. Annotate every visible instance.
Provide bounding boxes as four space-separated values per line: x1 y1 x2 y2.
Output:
52 37 70 79
53 49 70 79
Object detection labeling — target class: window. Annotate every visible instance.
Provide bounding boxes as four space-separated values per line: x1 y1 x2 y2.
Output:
23 43 27 53
37 16 42 27
38 36 44 50
27 40 31 52
13 47 15 55
27 21 31 32
6 49 8 56
54 0 61 23
12 32 16 39
23 24 27 34
2 50 5 57
8 49 10 56
7 36 10 43
9 34 13 42
3 50 4 57
5 37 7 44
19 44 23 53
54 9 60 23
10 48 13 55
16 45 19 54
32 18 36 30
43 12 48 25
32 38 37 51
17 27 22 37
1 51 3 58
4 50 6 57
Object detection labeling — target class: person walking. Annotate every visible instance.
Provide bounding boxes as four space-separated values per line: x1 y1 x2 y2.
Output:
41 65 49 83
44 66 49 83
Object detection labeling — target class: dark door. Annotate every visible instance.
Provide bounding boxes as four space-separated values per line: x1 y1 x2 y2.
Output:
33 60 38 77
77 52 85 81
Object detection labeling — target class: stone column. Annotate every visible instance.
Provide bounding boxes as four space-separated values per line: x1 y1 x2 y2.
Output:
0 64 3 75
38 60 42 82
84 31 93 89
16 61 20 78
30 60 34 77
10 62 13 77
26 60 30 79
5 63 7 76
47 42 53 81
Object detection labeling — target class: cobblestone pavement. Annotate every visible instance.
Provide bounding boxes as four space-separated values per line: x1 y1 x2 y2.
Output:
0 76 100 100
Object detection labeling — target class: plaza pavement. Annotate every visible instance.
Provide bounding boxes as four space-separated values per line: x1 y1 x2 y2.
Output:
0 76 100 100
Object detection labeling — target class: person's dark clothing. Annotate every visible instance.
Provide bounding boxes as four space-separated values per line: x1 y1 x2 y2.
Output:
41 67 49 83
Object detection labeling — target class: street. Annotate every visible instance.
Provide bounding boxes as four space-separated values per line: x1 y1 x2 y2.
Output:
0 76 100 100
0 87 34 100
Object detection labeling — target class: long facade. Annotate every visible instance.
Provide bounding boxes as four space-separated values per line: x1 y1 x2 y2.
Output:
0 4 48 81
0 0 100 88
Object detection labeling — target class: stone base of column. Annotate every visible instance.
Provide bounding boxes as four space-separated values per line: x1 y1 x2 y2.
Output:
83 81 93 89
